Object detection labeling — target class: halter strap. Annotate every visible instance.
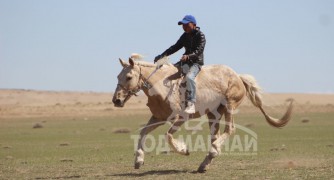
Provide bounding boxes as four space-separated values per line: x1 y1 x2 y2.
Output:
117 65 143 96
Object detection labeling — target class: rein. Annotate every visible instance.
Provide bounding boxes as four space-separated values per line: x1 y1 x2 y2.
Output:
117 58 168 101
142 64 161 89
143 57 169 88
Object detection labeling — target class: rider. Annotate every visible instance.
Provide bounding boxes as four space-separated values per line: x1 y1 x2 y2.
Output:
154 15 206 114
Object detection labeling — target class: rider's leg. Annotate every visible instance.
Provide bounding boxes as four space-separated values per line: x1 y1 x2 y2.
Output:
184 63 200 113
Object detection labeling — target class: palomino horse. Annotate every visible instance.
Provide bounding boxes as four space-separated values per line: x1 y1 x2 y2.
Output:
112 57 293 173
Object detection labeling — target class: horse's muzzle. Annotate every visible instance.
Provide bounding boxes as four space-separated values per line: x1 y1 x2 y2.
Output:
113 99 124 107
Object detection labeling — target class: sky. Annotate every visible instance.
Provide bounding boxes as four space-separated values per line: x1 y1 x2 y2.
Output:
0 0 333 93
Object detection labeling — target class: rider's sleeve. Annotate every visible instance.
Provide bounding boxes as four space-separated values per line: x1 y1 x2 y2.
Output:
161 34 184 57
188 31 206 63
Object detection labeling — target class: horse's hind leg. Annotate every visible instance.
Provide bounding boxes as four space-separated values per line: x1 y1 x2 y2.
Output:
197 105 225 173
198 104 236 173
135 116 163 169
212 106 235 148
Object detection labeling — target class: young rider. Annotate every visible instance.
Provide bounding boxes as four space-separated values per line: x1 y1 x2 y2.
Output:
154 15 206 114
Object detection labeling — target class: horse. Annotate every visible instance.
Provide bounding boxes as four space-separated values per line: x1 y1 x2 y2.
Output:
112 56 293 173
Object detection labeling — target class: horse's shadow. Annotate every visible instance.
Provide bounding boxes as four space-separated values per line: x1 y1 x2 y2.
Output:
109 169 197 177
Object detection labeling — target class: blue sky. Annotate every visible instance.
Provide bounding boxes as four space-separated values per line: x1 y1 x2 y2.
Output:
0 0 333 93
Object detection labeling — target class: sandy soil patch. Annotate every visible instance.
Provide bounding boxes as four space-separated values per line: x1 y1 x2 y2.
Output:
0 89 333 118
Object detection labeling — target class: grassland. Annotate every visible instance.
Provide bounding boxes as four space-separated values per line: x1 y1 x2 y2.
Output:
0 90 333 179
1 112 333 179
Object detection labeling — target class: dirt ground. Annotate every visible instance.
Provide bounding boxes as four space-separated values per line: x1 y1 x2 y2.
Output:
0 89 333 118
1 89 333 179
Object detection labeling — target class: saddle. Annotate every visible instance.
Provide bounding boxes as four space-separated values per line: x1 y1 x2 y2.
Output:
164 68 189 112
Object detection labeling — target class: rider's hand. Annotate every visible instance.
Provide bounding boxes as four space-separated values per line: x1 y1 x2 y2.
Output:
180 55 189 62
154 55 162 63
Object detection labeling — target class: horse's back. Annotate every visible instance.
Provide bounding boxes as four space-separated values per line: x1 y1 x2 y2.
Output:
198 64 241 85
201 64 237 74
197 64 246 105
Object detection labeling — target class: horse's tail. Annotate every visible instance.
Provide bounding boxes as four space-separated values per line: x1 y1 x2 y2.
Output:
239 74 294 128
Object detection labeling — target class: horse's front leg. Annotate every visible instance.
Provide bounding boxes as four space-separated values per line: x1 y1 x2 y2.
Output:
166 115 190 155
135 116 163 169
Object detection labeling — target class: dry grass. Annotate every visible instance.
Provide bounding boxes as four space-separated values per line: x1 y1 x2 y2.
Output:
59 143 70 147
32 123 43 129
113 128 131 134
301 117 311 123
0 89 334 179
0 112 333 179
1 89 334 119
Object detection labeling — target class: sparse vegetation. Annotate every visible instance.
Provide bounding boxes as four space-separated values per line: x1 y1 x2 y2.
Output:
32 123 43 129
0 112 333 179
301 117 310 123
113 128 131 134
0 90 333 179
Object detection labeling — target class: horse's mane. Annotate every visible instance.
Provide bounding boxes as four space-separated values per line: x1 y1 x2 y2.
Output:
134 61 157 68
130 53 172 68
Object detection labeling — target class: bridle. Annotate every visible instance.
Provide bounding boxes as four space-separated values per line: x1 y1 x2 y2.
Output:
116 66 144 103
116 60 165 104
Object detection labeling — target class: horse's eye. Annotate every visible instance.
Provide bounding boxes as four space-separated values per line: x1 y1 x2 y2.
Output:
126 77 132 81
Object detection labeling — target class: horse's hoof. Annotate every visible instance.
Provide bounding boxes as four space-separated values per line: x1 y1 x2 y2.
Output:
197 166 207 173
185 149 190 156
134 161 144 169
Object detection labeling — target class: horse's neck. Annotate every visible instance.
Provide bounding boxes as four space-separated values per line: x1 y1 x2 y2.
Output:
139 64 184 115
140 64 178 99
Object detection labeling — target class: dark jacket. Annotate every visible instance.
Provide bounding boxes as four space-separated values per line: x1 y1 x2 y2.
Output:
161 27 206 66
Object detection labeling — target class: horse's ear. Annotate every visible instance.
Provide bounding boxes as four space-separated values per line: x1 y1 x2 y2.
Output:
119 58 128 68
129 58 135 67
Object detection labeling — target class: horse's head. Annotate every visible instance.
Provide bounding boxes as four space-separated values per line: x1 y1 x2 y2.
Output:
112 58 142 107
